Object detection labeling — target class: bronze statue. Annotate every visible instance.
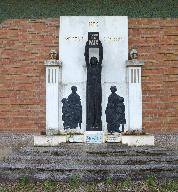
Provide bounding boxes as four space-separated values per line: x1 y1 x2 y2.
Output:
105 86 126 133
84 32 103 131
61 86 82 129
86 56 102 130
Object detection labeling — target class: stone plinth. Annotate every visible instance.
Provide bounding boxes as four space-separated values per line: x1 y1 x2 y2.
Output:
121 135 155 146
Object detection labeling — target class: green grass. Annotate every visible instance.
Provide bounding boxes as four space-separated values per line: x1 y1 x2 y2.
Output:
0 177 178 192
0 0 178 22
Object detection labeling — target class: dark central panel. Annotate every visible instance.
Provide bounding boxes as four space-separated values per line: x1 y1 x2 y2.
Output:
84 32 103 131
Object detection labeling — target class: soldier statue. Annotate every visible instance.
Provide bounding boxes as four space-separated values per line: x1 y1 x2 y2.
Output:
105 86 126 133
61 86 82 129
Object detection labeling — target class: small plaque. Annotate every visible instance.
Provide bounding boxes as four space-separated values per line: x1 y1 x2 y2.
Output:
106 134 121 143
85 132 103 143
68 135 84 143
88 32 99 47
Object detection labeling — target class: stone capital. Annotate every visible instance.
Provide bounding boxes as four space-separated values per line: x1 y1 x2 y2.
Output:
126 59 144 67
44 60 62 67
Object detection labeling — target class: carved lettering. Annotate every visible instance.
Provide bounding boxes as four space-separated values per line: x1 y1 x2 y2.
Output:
89 39 98 46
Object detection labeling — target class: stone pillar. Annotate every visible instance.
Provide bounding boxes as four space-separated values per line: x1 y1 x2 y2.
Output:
44 60 62 135
126 49 144 130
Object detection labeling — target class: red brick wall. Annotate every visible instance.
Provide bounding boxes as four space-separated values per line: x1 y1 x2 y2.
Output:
0 18 177 134
129 19 178 134
0 19 59 133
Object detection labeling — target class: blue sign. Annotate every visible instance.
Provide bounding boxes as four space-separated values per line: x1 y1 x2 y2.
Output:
86 133 103 143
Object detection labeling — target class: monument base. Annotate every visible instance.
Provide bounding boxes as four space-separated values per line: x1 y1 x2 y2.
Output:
34 132 154 146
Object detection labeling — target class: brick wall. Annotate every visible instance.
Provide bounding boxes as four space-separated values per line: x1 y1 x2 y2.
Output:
0 18 177 134
0 19 59 133
129 19 178 134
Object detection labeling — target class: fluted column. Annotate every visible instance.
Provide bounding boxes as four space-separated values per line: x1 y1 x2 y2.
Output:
126 51 144 131
44 60 62 135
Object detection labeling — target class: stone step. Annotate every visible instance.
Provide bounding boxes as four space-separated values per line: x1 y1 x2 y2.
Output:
0 164 177 182
6 154 178 166
18 144 160 152
17 146 177 157
1 162 177 171
20 144 168 152
1 145 177 182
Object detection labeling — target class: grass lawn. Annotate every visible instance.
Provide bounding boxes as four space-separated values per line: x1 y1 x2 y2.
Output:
0 176 178 192
0 0 178 22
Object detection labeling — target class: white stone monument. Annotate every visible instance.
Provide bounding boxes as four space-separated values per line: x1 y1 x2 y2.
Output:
59 16 128 135
43 16 145 143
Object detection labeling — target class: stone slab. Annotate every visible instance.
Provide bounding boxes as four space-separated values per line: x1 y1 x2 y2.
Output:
106 134 122 143
34 136 67 146
68 135 84 143
121 135 155 146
